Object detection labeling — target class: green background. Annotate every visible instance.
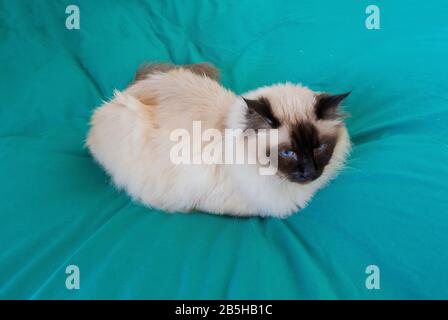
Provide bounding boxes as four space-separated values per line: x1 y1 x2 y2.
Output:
0 0 447 299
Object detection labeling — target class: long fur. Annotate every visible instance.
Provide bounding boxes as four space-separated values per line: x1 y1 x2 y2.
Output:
87 64 350 218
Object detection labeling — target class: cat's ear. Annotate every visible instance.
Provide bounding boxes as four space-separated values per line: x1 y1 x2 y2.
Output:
314 91 351 120
243 97 280 130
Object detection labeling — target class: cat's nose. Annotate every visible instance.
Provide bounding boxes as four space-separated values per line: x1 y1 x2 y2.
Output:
296 162 318 182
302 163 317 180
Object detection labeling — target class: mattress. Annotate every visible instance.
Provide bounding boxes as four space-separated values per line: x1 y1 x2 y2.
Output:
0 0 447 299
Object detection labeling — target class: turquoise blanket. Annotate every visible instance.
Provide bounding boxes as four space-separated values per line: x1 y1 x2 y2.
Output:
1 0 447 299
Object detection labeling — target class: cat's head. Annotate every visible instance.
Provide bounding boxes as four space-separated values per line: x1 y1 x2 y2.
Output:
229 83 351 184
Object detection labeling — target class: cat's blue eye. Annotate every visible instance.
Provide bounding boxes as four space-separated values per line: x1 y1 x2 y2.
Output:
280 149 296 158
316 143 327 152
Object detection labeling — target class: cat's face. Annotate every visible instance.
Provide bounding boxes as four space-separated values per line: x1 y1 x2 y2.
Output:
241 83 350 184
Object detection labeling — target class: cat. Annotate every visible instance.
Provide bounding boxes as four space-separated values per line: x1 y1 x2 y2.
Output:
87 62 351 218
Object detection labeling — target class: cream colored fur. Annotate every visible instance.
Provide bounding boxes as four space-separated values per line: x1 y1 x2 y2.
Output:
87 67 350 218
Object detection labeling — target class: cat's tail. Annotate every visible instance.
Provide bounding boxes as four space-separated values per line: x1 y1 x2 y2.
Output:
112 89 143 112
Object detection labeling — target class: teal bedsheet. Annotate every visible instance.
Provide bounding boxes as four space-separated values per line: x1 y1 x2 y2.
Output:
1 0 447 299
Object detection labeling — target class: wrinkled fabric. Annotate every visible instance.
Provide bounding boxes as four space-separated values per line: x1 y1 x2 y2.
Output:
0 0 447 299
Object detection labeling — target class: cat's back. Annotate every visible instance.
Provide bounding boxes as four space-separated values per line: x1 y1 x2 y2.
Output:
88 67 234 158
127 68 236 131
86 67 237 211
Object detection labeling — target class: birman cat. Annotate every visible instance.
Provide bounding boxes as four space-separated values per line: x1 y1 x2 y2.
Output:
87 62 351 218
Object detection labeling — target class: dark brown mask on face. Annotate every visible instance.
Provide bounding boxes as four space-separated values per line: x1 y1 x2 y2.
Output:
278 123 338 183
244 91 350 184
